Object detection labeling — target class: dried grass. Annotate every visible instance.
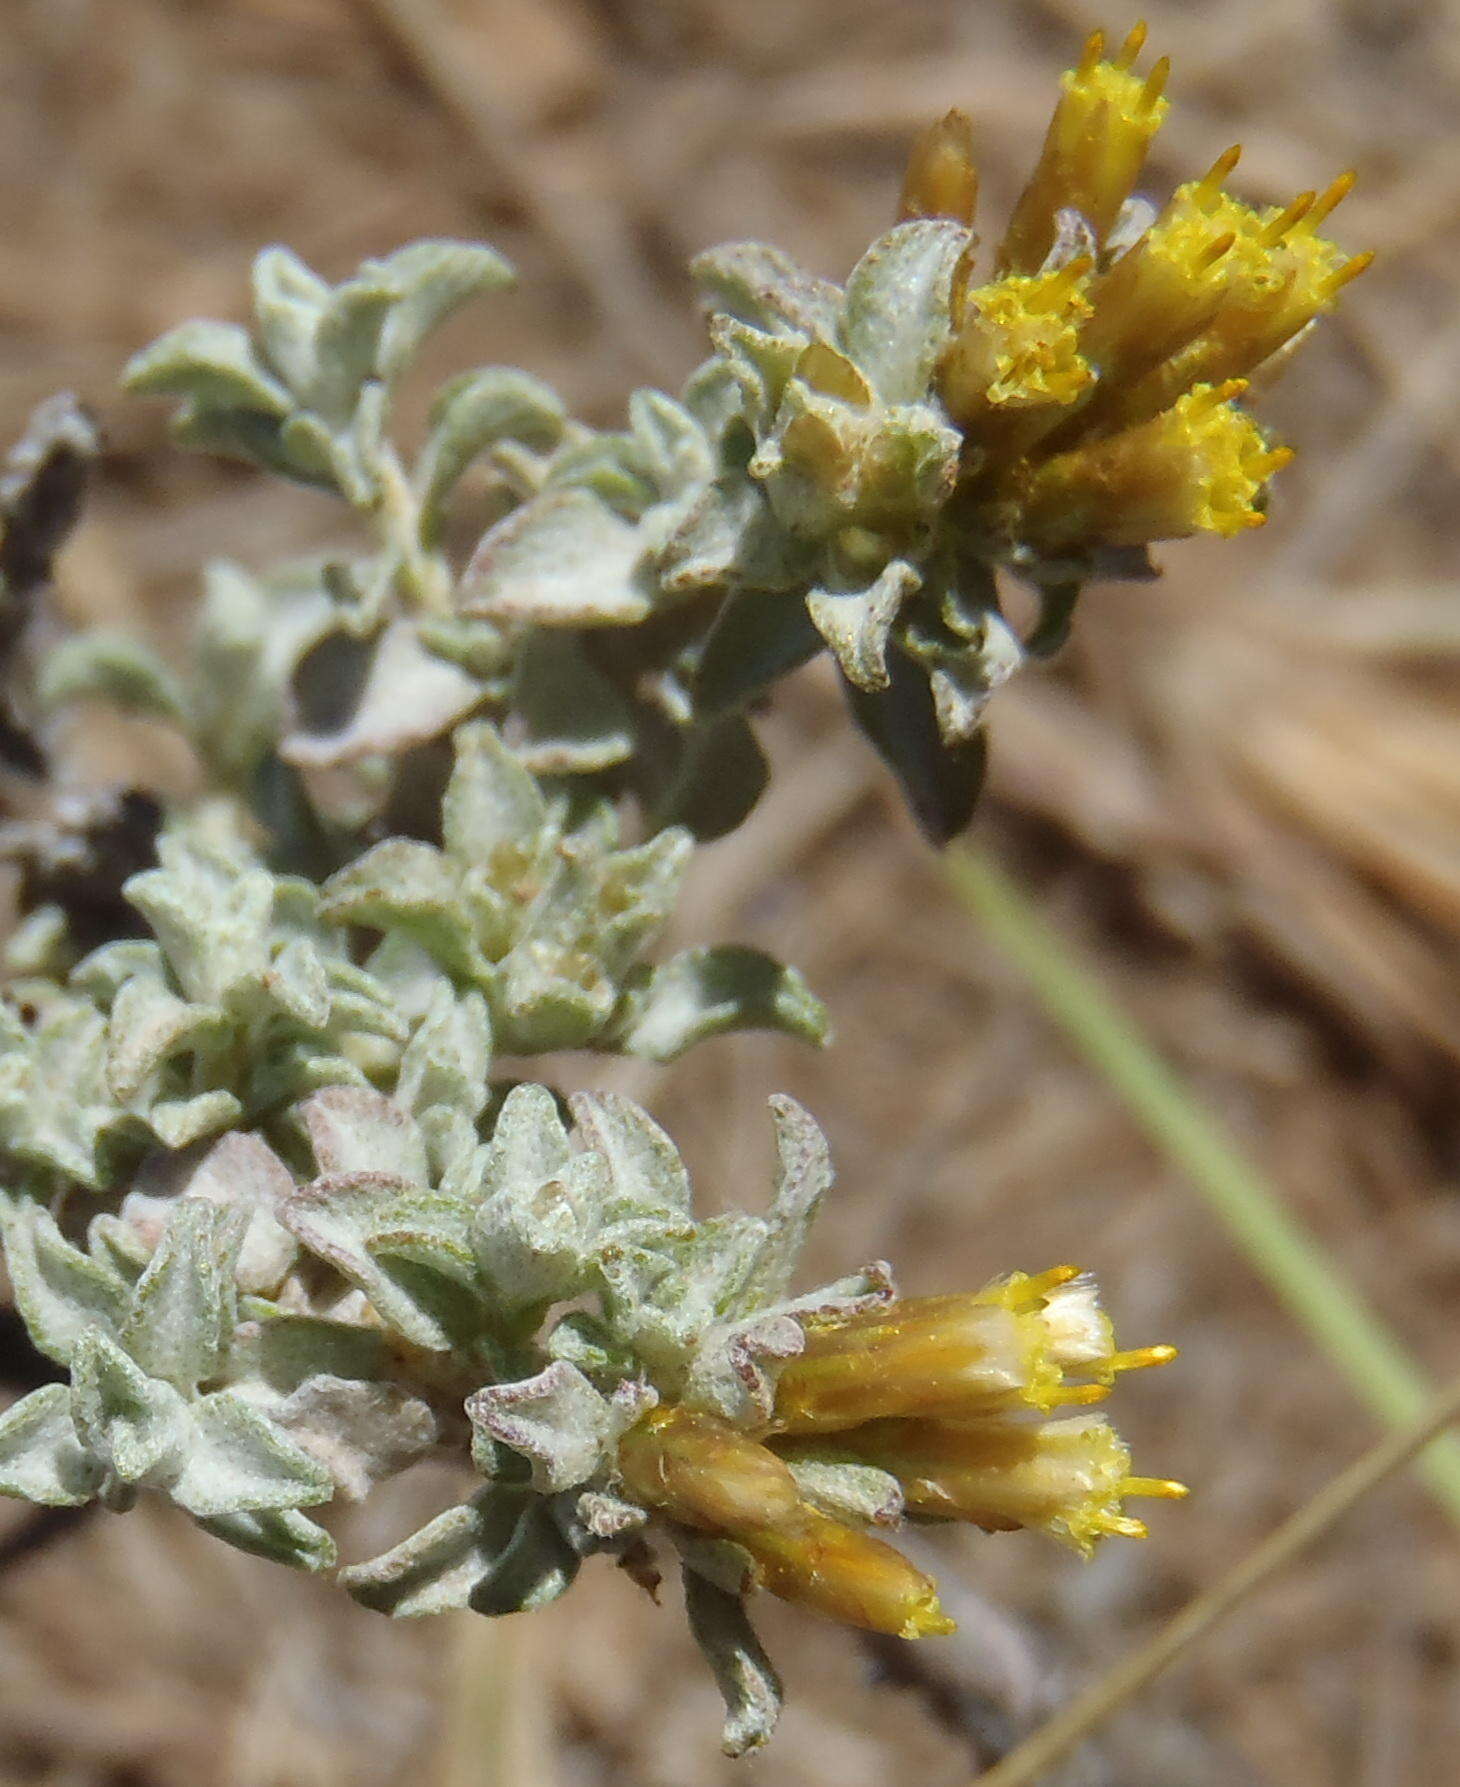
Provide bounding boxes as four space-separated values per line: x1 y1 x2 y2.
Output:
2 2 1459 1783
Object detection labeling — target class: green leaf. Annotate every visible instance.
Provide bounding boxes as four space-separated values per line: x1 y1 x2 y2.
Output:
509 630 635 775
197 1506 338 1571
0 1385 100 1507
121 1200 247 1394
169 1391 334 1518
611 947 829 1061
37 632 191 726
843 649 988 842
683 1569 783 1757
693 586 824 716
122 319 292 415
372 241 515 382
1 1201 129 1366
417 366 564 535
837 219 969 404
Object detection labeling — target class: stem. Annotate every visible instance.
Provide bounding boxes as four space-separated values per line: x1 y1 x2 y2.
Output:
943 843 1460 1528
375 440 452 614
967 1369 1460 1786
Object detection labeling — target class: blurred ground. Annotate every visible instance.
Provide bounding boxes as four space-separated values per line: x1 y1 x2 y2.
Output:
3 1 1460 1783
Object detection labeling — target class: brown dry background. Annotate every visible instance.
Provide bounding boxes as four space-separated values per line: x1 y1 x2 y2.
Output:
3 1 1460 1783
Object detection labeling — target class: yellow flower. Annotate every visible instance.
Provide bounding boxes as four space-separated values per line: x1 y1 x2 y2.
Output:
769 1267 1175 1435
942 263 1097 429
1005 380 1294 548
786 1412 1188 1558
1000 23 1170 275
616 1405 953 1638
915 22 1368 561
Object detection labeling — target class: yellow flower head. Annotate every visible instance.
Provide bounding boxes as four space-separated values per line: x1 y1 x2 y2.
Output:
803 1412 1188 1558
1000 23 1171 274
942 263 1096 428
1008 379 1293 548
768 1266 1174 1434
616 1405 952 1638
913 23 1368 562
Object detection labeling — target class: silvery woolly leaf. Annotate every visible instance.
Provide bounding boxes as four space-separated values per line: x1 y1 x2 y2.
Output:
691 242 841 339
342 1485 579 1618
568 1091 691 1225
681 1311 802 1427
168 1389 334 1518
417 366 565 537
466 1361 653 1494
461 489 652 627
837 220 970 405
609 946 829 1062
682 1568 783 1758
280 1171 473 1352
307 276 395 424
283 617 487 769
123 827 275 1010
708 317 805 433
123 319 292 416
1 1201 129 1366
37 632 191 726
470 1149 606 1320
104 972 226 1103
299 1085 431 1186
905 608 1024 746
624 389 715 499
371 240 515 383
146 1090 244 1150
440 720 548 866
737 1094 834 1310
394 984 492 1127
70 1328 188 1487
805 557 921 692
121 1130 298 1296
0 1000 122 1186
656 474 809 598
250 247 328 390
508 630 635 775
168 401 328 488
121 1199 247 1394
0 1384 101 1507
481 1082 570 1193
318 839 484 983
266 1374 437 1502
197 1507 337 1571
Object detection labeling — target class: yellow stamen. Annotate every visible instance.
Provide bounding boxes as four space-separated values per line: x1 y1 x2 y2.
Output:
1303 169 1357 231
1124 1476 1190 1500
1077 28 1106 78
1115 21 1148 69
1141 56 1171 111
1195 144 1243 204
1260 191 1315 244
1107 1343 1180 1374
1325 249 1375 293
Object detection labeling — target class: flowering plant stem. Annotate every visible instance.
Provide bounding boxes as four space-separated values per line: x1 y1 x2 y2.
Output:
966 1366 1460 1787
943 844 1460 1529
